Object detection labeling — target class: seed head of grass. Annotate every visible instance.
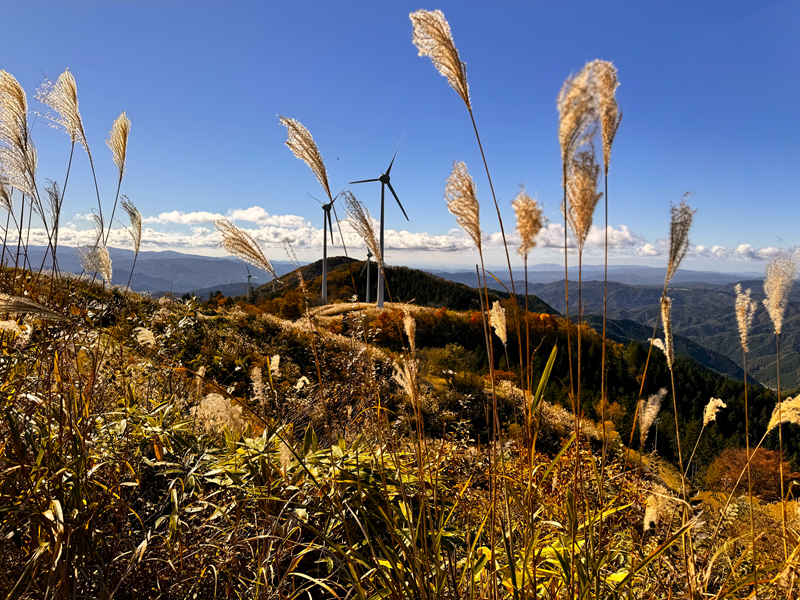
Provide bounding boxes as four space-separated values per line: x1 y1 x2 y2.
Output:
121 196 142 255
403 309 416 354
0 294 67 322
409 9 470 110
565 146 603 251
763 255 796 336
215 218 280 281
78 244 112 285
665 194 695 286
0 70 37 199
512 187 545 259
703 397 727 426
0 178 11 213
445 161 481 252
660 296 674 372
734 284 757 353
45 180 61 225
106 111 131 180
393 358 419 405
191 392 246 436
639 387 667 449
591 60 622 174
490 300 507 346
36 69 90 155
344 190 382 266
768 394 800 433
278 115 332 201
557 63 598 167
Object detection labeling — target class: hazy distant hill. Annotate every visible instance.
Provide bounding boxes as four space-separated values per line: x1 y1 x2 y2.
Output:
526 279 799 389
22 245 295 294
434 264 763 287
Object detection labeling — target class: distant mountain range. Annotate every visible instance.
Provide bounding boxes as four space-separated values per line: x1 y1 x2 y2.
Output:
16 245 787 387
21 245 295 295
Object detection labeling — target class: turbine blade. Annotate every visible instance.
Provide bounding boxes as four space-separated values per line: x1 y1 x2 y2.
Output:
386 132 405 175
349 178 381 184
307 193 324 205
360 261 368 276
331 203 347 251
387 182 409 221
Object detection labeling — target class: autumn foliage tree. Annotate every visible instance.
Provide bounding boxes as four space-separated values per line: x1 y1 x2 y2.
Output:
704 448 800 501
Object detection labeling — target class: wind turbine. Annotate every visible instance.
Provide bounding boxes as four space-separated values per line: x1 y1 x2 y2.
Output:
350 134 408 308
245 265 257 302
309 192 341 303
360 250 373 303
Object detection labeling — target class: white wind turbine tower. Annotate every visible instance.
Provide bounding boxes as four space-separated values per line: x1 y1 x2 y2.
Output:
350 135 408 308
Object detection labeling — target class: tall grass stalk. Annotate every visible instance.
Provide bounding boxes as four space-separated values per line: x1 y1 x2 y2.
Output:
763 254 795 560
735 283 759 596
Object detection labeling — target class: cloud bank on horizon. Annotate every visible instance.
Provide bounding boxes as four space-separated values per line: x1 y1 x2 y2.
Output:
20 205 788 267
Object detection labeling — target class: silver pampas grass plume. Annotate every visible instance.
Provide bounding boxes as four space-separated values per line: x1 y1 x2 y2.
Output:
0 178 12 213
703 397 727 427
278 116 332 201
121 196 142 255
403 309 417 355
78 244 112 285
106 112 131 180
489 300 507 346
768 395 800 433
557 63 597 166
36 69 90 155
665 194 695 287
660 296 675 371
445 161 481 251
409 9 471 110
343 191 382 267
764 255 796 336
0 293 67 322
639 388 667 449
215 218 280 281
512 188 544 259
0 71 37 199
592 60 622 174
565 147 603 251
735 284 757 353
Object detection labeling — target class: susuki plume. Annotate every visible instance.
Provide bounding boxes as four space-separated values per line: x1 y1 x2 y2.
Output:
278 116 332 201
445 161 481 251
489 301 507 346
403 308 417 354
512 188 544 259
665 194 695 286
409 9 470 109
557 63 597 165
35 69 89 155
768 395 800 433
651 337 666 355
0 70 37 198
0 294 67 322
0 178 11 212
735 284 757 353
592 60 622 174
639 388 667 449
78 244 112 285
215 218 280 281
121 196 142 255
393 358 419 404
763 255 796 336
106 112 131 180
565 147 603 251
703 397 727 427
660 296 674 371
343 191 382 266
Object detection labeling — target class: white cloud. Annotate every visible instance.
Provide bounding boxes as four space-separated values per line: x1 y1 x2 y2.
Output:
144 206 310 228
637 243 658 257
692 244 784 261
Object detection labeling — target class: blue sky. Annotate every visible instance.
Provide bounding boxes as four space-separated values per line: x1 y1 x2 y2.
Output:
3 1 798 272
